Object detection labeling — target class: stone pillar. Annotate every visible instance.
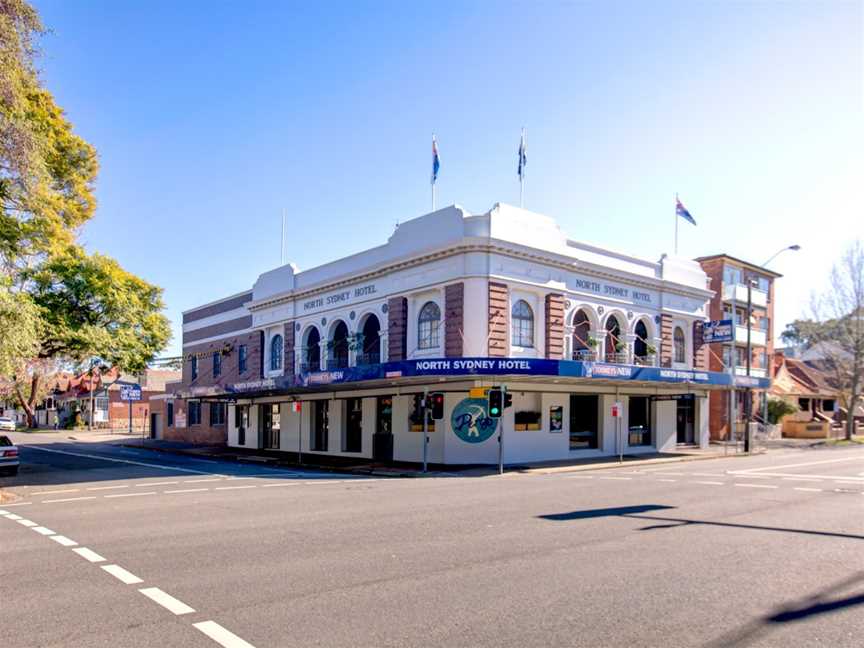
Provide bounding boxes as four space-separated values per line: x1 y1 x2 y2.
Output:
624 333 637 364
445 282 464 358
659 314 674 367
283 321 295 379
388 297 408 361
693 321 708 370
592 330 606 362
488 282 509 357
545 293 565 359
379 330 388 363
563 325 575 360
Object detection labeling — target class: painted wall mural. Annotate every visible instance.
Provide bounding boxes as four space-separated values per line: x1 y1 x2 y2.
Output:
451 398 498 444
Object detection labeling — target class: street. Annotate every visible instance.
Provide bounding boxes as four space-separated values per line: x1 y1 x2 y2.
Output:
2 432 863 648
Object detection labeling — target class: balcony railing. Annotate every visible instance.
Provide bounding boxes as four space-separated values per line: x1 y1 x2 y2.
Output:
633 354 655 366
299 361 321 374
355 353 381 366
572 349 598 362
723 283 768 308
734 326 767 347
604 352 629 364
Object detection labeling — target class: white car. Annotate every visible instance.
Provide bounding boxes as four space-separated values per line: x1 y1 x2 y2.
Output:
0 435 18 476
0 417 15 432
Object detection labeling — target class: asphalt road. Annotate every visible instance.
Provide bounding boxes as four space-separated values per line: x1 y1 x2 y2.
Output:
2 432 863 648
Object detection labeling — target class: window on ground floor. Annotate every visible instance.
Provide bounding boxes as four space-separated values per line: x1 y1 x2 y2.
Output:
344 398 363 453
210 402 226 426
312 400 329 451
235 404 249 445
628 396 652 446
261 403 280 449
167 401 174 427
569 394 599 450
188 401 201 426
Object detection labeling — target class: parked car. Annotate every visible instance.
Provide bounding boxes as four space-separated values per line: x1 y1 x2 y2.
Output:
0 416 16 432
0 435 18 476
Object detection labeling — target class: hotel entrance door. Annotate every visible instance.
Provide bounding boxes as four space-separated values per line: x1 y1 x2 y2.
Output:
676 396 695 445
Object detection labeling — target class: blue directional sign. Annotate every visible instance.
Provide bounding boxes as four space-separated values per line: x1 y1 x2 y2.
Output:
119 384 142 401
703 319 734 344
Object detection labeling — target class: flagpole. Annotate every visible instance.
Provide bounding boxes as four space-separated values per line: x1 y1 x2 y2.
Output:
520 128 525 208
674 193 679 255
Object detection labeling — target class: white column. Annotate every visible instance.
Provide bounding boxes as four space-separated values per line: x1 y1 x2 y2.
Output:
563 325 574 360
379 331 388 363
624 333 637 364
592 329 606 361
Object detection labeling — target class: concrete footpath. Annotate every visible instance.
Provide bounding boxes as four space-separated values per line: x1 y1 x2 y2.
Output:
16 428 764 477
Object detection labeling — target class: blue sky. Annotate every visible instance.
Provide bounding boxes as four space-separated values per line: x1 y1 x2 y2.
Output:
34 1 863 357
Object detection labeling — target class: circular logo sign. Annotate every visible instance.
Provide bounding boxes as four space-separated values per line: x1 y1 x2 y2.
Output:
451 398 498 444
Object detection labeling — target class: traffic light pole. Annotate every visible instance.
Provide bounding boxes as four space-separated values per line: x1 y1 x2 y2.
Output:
422 387 429 473
498 385 505 475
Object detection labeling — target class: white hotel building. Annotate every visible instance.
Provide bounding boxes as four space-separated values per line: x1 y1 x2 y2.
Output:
155 203 767 466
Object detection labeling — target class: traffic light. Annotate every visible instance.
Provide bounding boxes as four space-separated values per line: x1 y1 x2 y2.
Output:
488 388 503 418
504 391 513 410
429 392 445 420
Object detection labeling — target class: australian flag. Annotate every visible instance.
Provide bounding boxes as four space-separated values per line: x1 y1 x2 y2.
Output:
676 197 696 226
518 131 527 180
431 136 440 185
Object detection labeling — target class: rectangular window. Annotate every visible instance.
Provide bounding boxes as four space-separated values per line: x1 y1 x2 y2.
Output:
723 266 742 286
167 402 174 427
188 401 201 426
261 403 280 449
569 395 599 450
191 356 198 381
628 396 651 446
238 345 248 374
344 398 363 453
213 352 222 378
312 400 329 451
209 402 225 426
95 397 109 411
235 404 249 445
757 277 769 293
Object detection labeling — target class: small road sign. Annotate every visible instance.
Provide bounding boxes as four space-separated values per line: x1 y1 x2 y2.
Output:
703 319 735 344
119 385 142 401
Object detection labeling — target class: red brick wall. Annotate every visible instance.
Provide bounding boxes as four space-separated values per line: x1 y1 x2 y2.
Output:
692 321 708 370
545 293 565 359
388 297 408 361
182 331 264 390
283 321 296 379
156 397 228 445
444 283 464 358
659 314 673 367
488 282 508 357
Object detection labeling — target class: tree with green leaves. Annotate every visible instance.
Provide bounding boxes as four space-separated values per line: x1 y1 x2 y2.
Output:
782 240 864 440
1 0 171 426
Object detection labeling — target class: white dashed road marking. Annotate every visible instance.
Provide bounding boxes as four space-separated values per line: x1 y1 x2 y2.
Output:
137 481 178 487
49 535 78 547
261 482 300 488
101 564 144 585
31 526 55 535
194 620 257 648
16 518 38 527
5 513 23 520
73 547 106 563
31 489 80 495
215 485 257 491
87 485 130 491
138 587 196 615
794 487 823 492
165 488 210 494
734 483 778 489
43 496 97 504
104 491 157 498
694 481 724 486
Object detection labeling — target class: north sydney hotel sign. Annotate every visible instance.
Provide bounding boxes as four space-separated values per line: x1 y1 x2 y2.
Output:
302 283 378 313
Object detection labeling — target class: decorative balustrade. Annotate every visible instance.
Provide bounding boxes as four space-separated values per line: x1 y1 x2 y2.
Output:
572 349 598 362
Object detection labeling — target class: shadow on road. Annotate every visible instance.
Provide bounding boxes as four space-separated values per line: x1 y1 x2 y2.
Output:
703 571 864 647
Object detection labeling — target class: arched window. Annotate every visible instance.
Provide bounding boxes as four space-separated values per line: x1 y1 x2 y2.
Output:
572 309 592 359
634 320 648 359
418 302 441 349
330 321 349 369
360 315 381 364
605 315 621 357
304 327 320 372
270 334 283 371
511 300 534 348
674 327 686 364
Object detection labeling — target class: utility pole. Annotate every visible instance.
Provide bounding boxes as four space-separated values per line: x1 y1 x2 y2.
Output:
422 387 429 473
744 280 753 453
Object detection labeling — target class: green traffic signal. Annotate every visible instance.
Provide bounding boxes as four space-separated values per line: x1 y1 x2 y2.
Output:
488 388 503 418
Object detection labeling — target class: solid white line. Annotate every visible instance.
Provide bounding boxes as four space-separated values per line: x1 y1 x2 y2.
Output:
72 547 106 563
564 475 594 479
599 477 632 481
31 489 80 495
692 472 725 477
834 480 863 485
260 482 301 488
164 488 210 494
104 491 157 499
733 474 772 479
657 478 677 482
23 445 222 475
740 456 864 473
101 564 143 584
2 502 31 507
43 496 97 504
31 526 55 535
5 513 23 520
184 478 222 483
193 620 256 648
652 472 684 476
16 519 38 527
794 487 823 492
225 476 256 481
214 485 257 491
137 481 178 487
304 480 341 485
138 587 195 615
694 481 724 486
782 477 823 482
734 483 778 489
87 485 130 491
49 535 78 547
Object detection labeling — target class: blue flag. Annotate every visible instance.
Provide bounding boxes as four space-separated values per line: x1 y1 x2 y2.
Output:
518 131 527 180
431 136 440 185
676 197 696 226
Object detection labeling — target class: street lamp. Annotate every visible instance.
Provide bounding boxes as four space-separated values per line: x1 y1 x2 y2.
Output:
762 244 801 267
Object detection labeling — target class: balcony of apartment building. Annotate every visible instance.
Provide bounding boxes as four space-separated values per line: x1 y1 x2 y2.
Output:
722 282 768 309
733 324 767 347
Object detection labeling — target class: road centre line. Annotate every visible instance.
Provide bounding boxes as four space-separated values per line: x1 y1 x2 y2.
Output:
215 485 258 491
692 472 725 477
694 481 724 486
730 472 864 481
657 479 677 482
73 547 106 563
184 478 223 483
734 483 778 489
23 445 223 475
736 456 864 473
31 526 55 535
4 513 23 520
599 476 632 481
49 534 78 547
138 481 179 487
731 474 772 479
31 488 80 495
101 564 143 585
138 587 196 615
43 496 97 504
164 488 210 494
260 482 301 488
1 502 31 507
87 485 129 491
104 491 157 498
794 487 824 492
16 518 38 527
782 477 823 482
193 620 257 648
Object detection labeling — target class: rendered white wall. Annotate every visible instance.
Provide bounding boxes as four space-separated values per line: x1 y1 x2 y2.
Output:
653 400 677 453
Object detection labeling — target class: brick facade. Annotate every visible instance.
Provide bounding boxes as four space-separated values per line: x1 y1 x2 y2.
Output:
444 282 464 358
544 293 565 359
692 321 708 370
488 282 508 357
182 331 264 390
388 297 408 361
659 313 674 367
283 321 296 379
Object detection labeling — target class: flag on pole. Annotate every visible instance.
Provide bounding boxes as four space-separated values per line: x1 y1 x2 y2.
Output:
431 136 440 185
517 130 527 180
676 197 697 226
